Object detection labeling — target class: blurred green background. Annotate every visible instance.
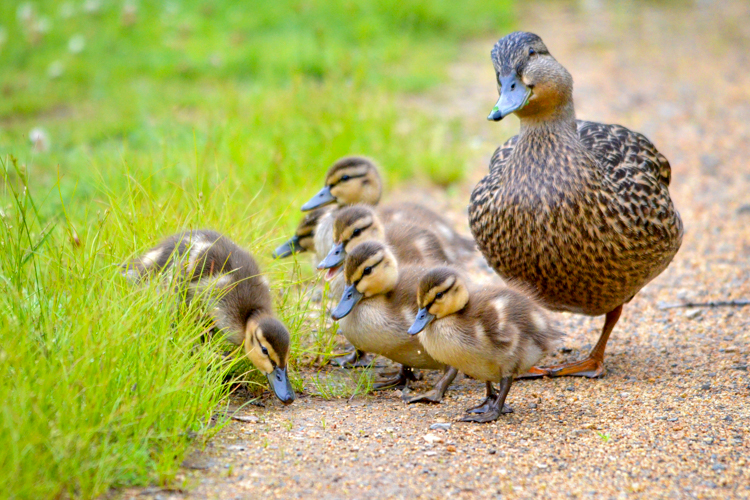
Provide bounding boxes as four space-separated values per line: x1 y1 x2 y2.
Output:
0 1 513 498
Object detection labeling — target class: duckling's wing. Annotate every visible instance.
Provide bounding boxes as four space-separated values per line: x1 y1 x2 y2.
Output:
488 135 519 175
577 121 672 187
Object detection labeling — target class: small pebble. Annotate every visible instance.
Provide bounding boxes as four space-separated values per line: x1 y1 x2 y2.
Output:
701 383 711 390
685 309 702 319
430 423 452 431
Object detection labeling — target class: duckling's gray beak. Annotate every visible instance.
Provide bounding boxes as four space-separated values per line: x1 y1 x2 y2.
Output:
331 284 363 320
267 366 295 405
272 235 304 259
408 308 435 335
488 74 531 121
301 186 336 211
318 242 345 269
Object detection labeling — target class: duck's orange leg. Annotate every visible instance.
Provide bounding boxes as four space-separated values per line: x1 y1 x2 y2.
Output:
517 305 623 379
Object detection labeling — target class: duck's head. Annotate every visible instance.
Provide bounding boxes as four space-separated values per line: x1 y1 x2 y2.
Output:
331 241 398 320
301 156 382 210
244 316 295 405
488 31 573 122
408 267 469 335
318 205 385 273
272 208 328 259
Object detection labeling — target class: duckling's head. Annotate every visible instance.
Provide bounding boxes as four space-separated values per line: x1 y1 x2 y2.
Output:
487 31 573 122
408 267 469 335
272 208 327 259
331 241 398 320
301 156 382 210
244 316 295 405
318 205 385 270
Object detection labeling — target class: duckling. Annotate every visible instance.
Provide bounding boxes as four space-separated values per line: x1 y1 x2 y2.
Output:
272 207 332 260
125 230 295 405
331 241 458 403
408 267 561 423
301 156 474 260
317 205 457 282
469 32 683 378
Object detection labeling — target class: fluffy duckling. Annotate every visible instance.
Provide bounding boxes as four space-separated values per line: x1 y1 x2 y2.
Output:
125 230 295 405
469 32 683 377
301 156 474 260
331 241 458 403
272 207 331 260
317 205 456 282
408 267 561 422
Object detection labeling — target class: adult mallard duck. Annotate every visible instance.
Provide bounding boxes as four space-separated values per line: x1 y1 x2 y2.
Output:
469 32 683 378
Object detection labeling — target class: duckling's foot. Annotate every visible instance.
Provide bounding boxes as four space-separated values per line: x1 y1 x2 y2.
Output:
405 367 458 404
374 365 418 390
461 378 514 423
461 406 512 423
546 358 604 378
331 349 372 369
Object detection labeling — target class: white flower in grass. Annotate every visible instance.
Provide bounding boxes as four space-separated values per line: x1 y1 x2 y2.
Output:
30 128 50 152
83 0 101 14
68 34 85 53
59 2 75 19
17 3 33 22
35 16 51 33
48 60 64 79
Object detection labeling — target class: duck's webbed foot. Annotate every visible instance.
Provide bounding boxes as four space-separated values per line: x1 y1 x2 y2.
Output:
406 367 458 404
514 366 549 380
374 365 419 390
546 357 604 378
331 349 372 368
517 305 623 380
460 378 514 424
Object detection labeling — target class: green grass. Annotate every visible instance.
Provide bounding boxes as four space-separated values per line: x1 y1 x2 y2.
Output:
0 1 513 498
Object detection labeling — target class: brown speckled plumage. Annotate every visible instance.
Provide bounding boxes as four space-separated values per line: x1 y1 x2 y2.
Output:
468 32 683 376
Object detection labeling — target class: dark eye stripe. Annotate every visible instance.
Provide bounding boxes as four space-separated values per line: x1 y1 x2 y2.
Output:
354 257 383 286
331 173 367 186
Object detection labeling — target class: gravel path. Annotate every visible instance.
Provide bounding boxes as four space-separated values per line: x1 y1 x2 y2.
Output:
123 2 749 499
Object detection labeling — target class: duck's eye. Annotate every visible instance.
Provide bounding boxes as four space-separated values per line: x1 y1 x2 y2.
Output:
340 175 350 182
528 48 536 56
435 291 444 299
261 346 269 356
352 228 362 237
362 266 372 276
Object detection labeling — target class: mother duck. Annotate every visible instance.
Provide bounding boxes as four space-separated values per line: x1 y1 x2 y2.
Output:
469 32 683 378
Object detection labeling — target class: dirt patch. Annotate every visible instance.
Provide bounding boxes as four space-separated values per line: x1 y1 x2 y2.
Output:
122 1 749 498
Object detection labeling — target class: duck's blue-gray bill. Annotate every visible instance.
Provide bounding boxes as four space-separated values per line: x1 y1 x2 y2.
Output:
318 242 345 269
301 186 336 211
272 235 304 259
267 366 295 405
488 73 531 121
408 308 435 335
331 284 363 320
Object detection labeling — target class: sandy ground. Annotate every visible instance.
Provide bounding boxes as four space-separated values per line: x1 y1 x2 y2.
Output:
123 1 749 499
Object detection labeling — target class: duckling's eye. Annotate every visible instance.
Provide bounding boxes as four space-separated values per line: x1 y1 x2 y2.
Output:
528 48 536 56
352 228 362 237
435 291 444 299
362 266 372 276
340 175 350 182
261 346 269 356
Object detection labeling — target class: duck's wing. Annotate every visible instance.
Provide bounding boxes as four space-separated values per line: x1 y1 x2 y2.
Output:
488 134 519 175
577 120 672 187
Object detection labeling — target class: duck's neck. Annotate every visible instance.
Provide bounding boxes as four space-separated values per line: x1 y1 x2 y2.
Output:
518 101 577 140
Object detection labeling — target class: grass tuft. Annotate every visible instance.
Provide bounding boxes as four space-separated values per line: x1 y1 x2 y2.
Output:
0 1 513 497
